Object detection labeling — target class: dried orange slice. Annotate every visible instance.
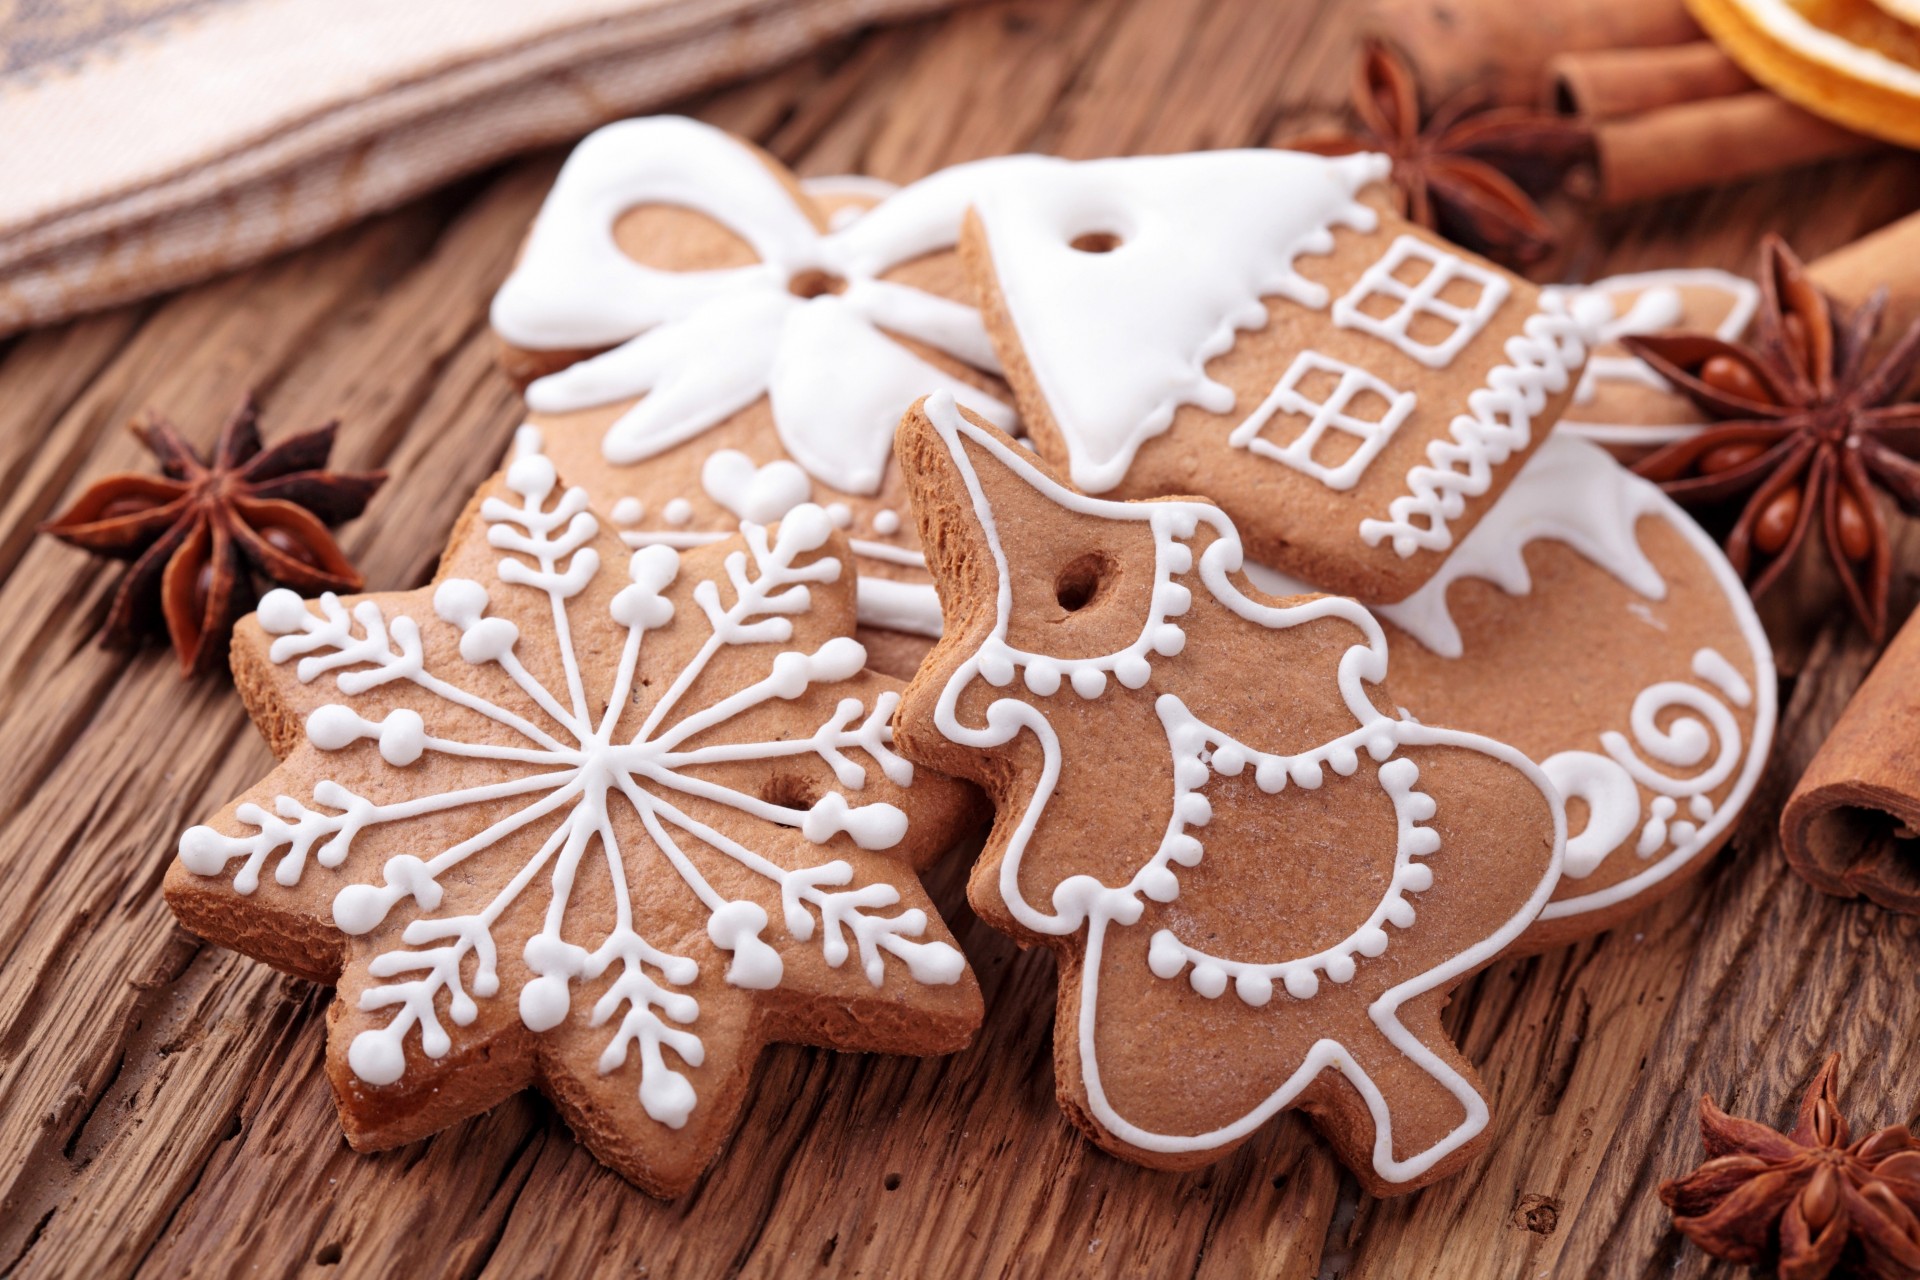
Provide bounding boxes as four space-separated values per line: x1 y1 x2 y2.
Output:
1686 0 1920 145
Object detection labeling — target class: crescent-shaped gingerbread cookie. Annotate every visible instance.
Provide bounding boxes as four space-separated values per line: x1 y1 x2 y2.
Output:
891 392 1565 1195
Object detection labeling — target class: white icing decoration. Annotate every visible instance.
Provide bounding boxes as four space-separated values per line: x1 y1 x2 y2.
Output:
1331 235 1510 369
918 391 1564 1183
700 449 813 524
1244 432 1776 916
611 497 645 526
872 508 902 536
489 117 1018 496
663 498 692 527
177 467 960 1126
969 149 1391 493
1554 269 1761 447
1356 284 1591 558
1229 350 1416 489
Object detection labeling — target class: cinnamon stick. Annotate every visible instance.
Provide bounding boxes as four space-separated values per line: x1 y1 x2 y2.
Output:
1810 210 1920 354
1366 0 1700 107
1591 92 1881 205
1782 608 1920 912
1548 42 1753 119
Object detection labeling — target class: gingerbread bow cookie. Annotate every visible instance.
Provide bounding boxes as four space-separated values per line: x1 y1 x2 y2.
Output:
892 393 1564 1194
959 148 1592 602
490 116 1034 659
166 448 980 1196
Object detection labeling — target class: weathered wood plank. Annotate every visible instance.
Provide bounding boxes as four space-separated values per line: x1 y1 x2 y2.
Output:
2 0 1919 1276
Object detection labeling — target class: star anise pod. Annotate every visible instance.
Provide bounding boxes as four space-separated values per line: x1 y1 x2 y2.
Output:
40 396 385 675
1660 1056 1920 1279
1291 39 1593 266
1624 236 1920 640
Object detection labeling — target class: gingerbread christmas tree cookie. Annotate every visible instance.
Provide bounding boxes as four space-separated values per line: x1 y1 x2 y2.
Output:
890 392 1565 1194
490 116 1036 673
165 449 980 1196
958 148 1593 603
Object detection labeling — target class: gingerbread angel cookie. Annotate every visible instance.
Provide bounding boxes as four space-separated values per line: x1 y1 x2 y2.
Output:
959 148 1594 603
890 393 1565 1194
165 449 980 1196
490 116 1037 675
1251 433 1776 949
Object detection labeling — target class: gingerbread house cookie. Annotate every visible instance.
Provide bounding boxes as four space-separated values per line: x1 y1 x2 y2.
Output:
959 148 1593 603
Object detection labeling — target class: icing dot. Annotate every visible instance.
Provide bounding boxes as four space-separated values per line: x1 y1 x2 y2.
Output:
1235 972 1274 1007
979 650 1016 688
1284 970 1320 1000
1024 661 1061 696
1151 625 1186 657
1190 964 1228 999
1689 794 1714 821
178 826 230 875
1291 759 1324 789
378 708 427 766
257 589 309 634
1325 954 1357 984
1174 758 1210 790
1140 865 1179 903
332 882 391 936
459 616 519 664
1070 668 1108 699
1254 761 1288 793
434 578 489 628
1147 931 1187 980
506 453 558 500
1356 927 1390 957
663 498 693 526
348 1030 406 1086
1166 834 1204 866
1211 744 1246 776
1115 654 1152 689
872 508 901 536
611 497 645 525
1401 864 1435 893
826 503 853 528
1177 793 1213 827
1329 747 1359 776
307 704 366 751
520 975 572 1032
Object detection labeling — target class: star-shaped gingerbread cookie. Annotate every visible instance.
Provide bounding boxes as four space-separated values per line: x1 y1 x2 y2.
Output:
891 392 1564 1195
165 448 980 1196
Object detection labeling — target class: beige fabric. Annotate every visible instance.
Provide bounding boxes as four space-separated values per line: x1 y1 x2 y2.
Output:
0 0 955 336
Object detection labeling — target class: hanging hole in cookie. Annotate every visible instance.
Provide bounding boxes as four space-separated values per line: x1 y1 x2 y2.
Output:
788 269 848 299
1054 552 1113 613
761 774 821 811
1069 231 1123 254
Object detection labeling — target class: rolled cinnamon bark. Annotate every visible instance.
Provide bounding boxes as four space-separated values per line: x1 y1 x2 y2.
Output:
1592 92 1881 205
1782 608 1920 912
1548 42 1753 119
1366 0 1700 107
1810 210 1920 348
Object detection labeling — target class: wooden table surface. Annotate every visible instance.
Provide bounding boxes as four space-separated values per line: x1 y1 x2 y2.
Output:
4 1 1920 1276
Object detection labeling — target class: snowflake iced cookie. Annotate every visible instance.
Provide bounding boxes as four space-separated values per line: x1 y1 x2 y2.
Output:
888 393 1565 1194
1552 269 1760 460
1251 432 1775 950
957 148 1593 604
490 116 1034 673
164 452 981 1196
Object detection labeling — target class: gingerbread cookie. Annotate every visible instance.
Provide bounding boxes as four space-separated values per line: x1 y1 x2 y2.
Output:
489 116 1035 675
1553 269 1760 461
891 392 1564 1195
1250 432 1776 950
959 148 1593 603
165 449 980 1196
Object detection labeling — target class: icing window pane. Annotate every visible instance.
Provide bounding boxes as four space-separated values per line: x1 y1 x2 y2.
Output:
1228 352 1416 490
1332 236 1511 369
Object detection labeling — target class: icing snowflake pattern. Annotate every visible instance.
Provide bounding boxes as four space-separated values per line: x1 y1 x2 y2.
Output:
177 454 964 1128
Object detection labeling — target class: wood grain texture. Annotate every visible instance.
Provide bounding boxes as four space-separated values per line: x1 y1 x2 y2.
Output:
0 1 1917 1276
